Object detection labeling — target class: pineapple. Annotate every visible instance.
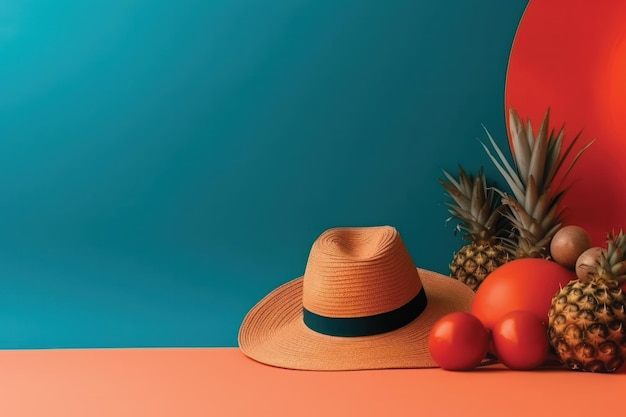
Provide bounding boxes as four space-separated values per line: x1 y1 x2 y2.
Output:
439 165 510 290
548 230 626 372
481 108 594 259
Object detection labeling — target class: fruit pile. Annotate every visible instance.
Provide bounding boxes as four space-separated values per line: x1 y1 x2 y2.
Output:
430 108 626 373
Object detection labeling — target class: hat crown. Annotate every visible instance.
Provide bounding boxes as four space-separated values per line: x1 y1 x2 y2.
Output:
302 226 422 318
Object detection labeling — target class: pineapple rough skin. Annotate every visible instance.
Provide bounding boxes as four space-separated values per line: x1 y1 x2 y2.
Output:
548 279 626 372
450 243 509 291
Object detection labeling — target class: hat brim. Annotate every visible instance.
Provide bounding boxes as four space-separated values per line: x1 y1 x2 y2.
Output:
238 268 475 371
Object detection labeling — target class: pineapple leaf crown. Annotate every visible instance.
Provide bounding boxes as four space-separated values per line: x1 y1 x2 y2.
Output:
438 165 506 244
597 229 626 284
479 108 594 259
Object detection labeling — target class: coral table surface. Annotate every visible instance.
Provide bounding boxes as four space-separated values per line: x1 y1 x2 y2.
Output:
0 348 622 416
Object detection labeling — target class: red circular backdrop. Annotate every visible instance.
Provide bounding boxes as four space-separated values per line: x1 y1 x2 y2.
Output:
505 0 626 245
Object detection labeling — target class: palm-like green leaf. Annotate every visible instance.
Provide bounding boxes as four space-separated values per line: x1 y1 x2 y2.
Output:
479 130 525 202
481 107 593 259
438 166 506 244
509 109 531 180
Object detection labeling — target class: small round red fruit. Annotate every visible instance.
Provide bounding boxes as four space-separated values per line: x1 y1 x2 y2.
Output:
428 312 490 371
492 310 549 370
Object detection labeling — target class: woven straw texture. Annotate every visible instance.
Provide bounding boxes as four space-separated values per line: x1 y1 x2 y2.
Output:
238 226 476 371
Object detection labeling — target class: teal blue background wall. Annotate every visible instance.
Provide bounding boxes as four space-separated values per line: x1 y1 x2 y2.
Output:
0 0 528 348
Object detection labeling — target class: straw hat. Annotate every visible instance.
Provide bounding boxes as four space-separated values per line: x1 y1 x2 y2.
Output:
238 226 475 371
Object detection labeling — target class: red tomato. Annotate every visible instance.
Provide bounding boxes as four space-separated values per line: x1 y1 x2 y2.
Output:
428 312 490 371
492 310 549 370
471 258 575 330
